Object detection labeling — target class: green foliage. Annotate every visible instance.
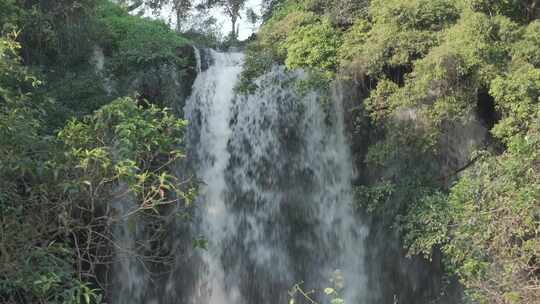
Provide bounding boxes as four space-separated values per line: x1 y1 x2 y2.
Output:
1 91 191 302
240 0 357 86
284 18 341 75
0 2 196 302
17 0 195 128
301 0 369 25
0 33 103 303
429 13 518 84
358 6 540 302
13 0 102 66
0 0 20 32
460 0 535 23
0 0 193 135
511 20 540 66
260 10 319 62
338 19 370 65
355 113 441 231
236 41 275 93
59 97 191 212
370 0 460 31
339 0 459 77
98 3 190 74
402 192 451 259
354 182 394 214
1 245 101 304
365 12 521 136
39 67 112 130
439 121 540 302
238 5 320 89
364 79 401 123
0 33 45 179
490 64 540 141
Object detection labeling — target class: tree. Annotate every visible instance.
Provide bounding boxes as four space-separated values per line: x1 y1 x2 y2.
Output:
260 0 286 21
171 0 193 31
200 0 248 40
116 0 193 31
150 0 193 31
245 7 259 32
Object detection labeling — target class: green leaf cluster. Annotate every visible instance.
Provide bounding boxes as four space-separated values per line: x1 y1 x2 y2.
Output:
98 3 191 74
0 2 196 301
59 97 190 212
284 18 341 76
438 118 540 303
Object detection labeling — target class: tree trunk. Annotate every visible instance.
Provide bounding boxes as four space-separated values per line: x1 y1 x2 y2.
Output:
528 0 539 21
231 15 237 40
127 0 143 12
176 9 182 32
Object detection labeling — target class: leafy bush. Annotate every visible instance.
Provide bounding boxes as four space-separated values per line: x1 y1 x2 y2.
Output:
239 4 321 90
1 94 192 302
0 34 103 303
366 13 521 136
284 18 341 75
259 10 319 62
402 192 451 259
98 3 191 74
336 0 460 78
12 0 102 66
490 64 540 141
338 19 370 65
370 0 460 31
461 0 535 22
59 97 192 213
0 0 20 32
364 79 401 123
1 245 101 304
236 41 275 93
0 6 195 301
302 0 369 25
512 20 540 66
440 120 540 303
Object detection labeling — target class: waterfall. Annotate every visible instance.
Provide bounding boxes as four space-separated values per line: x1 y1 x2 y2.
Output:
184 50 245 304
183 49 373 304
111 184 149 304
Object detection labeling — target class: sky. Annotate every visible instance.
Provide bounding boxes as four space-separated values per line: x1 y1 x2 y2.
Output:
209 0 263 40
142 0 263 40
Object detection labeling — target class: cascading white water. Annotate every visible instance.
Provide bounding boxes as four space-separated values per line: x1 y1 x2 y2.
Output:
111 184 149 304
184 50 246 304
184 50 373 304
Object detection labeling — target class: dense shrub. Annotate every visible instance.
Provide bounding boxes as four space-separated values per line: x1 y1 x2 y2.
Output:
512 20 540 67
0 2 195 302
490 64 540 141
370 0 460 31
445 132 540 303
98 2 190 74
284 18 341 74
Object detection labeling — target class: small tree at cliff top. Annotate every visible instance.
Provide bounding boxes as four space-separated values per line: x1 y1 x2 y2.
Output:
118 0 193 31
200 0 248 40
